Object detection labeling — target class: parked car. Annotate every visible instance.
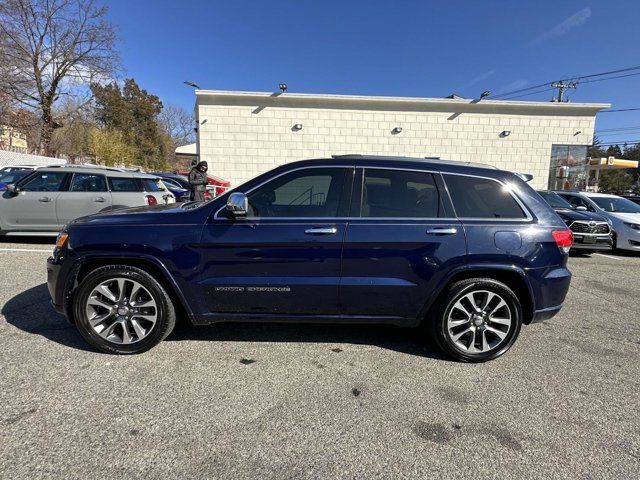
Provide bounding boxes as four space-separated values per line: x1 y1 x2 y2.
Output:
622 194 640 205
537 190 613 253
47 155 573 361
555 191 640 252
0 165 174 235
151 177 189 202
0 164 37 174
0 169 32 190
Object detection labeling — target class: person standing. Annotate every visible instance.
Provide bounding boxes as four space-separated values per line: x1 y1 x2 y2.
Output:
188 161 209 201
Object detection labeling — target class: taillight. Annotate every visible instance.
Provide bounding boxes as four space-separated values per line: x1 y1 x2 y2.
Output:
552 229 573 254
146 195 157 206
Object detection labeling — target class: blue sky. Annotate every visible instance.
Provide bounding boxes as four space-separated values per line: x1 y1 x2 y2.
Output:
106 0 640 145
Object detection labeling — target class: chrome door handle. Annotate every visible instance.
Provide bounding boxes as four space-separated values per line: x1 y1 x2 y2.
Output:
94 197 106 202
305 227 338 235
426 227 458 235
38 197 51 203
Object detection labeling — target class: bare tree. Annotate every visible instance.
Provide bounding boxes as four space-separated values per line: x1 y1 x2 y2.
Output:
159 104 196 147
0 0 119 156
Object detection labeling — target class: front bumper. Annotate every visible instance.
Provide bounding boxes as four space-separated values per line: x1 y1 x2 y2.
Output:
571 234 613 251
47 252 76 322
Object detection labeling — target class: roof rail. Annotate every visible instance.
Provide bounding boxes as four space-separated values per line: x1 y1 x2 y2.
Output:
45 164 127 173
330 154 497 169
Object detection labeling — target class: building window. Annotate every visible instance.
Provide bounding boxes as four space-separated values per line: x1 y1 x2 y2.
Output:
548 145 588 191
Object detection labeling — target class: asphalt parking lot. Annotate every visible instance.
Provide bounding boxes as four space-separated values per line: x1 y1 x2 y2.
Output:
1 239 638 479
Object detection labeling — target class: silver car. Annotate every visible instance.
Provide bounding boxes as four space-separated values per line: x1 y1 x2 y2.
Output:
556 191 640 252
0 165 175 236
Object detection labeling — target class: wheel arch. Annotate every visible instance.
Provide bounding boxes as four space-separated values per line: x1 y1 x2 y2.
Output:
419 265 535 326
67 255 194 325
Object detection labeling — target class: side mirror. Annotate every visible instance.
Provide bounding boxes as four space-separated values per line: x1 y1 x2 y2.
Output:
226 192 248 217
575 206 587 211
6 184 19 195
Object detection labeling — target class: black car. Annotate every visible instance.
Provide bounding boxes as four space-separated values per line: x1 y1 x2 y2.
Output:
537 191 613 252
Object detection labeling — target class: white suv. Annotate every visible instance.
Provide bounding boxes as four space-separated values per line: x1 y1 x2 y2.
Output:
0 165 175 236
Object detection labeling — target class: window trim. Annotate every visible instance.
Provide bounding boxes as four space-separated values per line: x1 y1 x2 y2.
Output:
442 172 533 222
18 171 69 192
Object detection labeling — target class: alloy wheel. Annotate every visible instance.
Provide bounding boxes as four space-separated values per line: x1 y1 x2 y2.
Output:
446 289 512 353
84 278 158 345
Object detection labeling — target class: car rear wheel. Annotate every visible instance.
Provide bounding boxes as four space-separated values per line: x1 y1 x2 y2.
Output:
431 278 522 362
73 265 176 354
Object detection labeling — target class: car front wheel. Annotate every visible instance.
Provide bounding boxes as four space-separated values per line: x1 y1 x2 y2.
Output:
431 278 522 362
73 265 176 354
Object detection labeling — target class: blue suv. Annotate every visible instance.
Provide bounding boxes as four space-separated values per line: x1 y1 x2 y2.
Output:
47 156 573 362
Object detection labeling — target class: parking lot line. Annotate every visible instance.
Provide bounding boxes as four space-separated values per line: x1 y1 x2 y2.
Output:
593 253 622 261
0 248 52 253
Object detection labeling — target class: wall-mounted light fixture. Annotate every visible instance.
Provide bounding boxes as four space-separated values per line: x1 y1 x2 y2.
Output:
392 127 403 134
279 83 288 93
292 123 303 131
499 130 511 138
574 130 582 136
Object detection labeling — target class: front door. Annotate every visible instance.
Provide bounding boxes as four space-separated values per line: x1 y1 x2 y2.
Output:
0 171 69 230
194 166 354 320
56 173 113 224
340 168 466 320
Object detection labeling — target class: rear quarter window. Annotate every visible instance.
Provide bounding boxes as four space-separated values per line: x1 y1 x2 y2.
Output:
444 174 527 219
108 177 141 192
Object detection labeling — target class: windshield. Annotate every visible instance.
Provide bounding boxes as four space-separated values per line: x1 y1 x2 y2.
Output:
591 196 640 213
538 191 574 209
0 170 30 184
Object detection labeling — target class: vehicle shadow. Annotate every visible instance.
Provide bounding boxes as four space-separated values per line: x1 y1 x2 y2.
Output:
168 320 446 360
2 283 93 351
0 236 55 245
3 284 446 359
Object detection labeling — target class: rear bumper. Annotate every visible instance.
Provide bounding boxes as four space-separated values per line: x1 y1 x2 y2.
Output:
525 266 571 324
530 304 563 323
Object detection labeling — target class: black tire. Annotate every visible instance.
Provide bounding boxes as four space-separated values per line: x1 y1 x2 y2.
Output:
73 265 176 354
429 278 523 363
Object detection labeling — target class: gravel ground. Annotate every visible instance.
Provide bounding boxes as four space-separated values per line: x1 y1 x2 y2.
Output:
0 238 638 479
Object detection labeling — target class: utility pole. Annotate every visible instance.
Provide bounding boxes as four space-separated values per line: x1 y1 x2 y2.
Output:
551 81 577 102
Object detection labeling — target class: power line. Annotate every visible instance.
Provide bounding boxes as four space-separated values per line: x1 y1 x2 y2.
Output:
597 125 640 133
579 71 640 84
498 87 556 100
594 140 640 146
487 64 640 99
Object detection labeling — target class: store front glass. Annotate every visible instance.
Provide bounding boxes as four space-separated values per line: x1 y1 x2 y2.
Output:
547 145 589 191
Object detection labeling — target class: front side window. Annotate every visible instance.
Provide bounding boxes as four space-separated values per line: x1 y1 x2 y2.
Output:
445 174 527 219
247 168 349 218
359 169 442 218
108 177 140 192
70 174 107 192
19 172 68 192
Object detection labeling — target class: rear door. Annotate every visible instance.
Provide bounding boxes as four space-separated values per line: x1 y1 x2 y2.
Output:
56 173 112 224
340 167 466 320
193 166 353 317
0 171 69 230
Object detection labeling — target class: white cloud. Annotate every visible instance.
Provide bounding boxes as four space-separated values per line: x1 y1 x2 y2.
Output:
496 79 529 95
462 69 496 89
531 7 591 45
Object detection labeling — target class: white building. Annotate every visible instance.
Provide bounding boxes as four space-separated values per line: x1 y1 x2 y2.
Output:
194 90 609 190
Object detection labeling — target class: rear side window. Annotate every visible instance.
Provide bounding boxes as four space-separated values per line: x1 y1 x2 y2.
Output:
70 174 107 192
359 169 442 218
108 177 140 192
141 179 164 192
444 174 527 219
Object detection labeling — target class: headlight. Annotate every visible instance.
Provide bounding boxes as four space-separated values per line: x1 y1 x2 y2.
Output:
624 222 640 231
